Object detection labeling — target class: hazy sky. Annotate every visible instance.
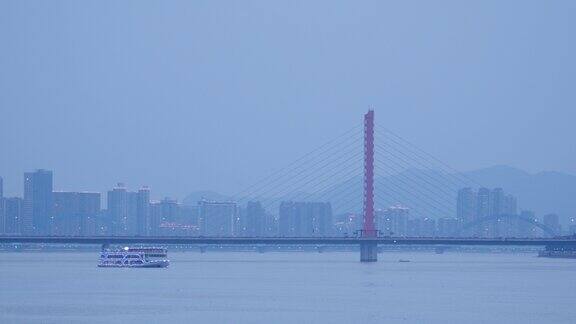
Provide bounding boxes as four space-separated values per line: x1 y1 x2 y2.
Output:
1 1 575 199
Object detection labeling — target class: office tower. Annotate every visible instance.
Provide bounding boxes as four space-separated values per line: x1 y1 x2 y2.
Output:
4 197 23 234
107 183 128 235
198 200 237 236
376 206 409 237
543 213 561 236
245 201 265 237
457 188 477 224
136 187 150 236
23 169 53 235
278 202 332 237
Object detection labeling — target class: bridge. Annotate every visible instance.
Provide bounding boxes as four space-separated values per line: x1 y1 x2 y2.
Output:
5 111 570 262
1 235 575 247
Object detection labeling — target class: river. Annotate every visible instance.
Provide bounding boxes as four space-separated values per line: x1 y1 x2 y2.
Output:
0 251 574 323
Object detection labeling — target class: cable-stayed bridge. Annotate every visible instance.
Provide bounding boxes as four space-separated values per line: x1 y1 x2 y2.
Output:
2 111 574 262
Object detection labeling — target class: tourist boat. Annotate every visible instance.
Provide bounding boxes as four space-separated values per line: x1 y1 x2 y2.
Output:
98 247 170 268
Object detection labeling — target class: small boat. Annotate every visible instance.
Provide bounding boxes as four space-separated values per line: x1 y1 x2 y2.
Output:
398 259 411 263
98 246 170 268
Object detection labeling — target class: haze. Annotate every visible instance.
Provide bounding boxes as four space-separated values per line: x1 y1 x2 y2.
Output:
1 0 575 199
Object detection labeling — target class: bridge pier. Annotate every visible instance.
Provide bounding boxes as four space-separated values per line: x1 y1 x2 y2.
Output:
360 242 378 262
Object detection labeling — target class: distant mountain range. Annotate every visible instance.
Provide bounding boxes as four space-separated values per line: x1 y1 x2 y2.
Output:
464 165 576 220
183 165 576 221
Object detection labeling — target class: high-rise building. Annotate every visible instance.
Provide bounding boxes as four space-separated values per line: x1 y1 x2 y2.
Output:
0 176 4 233
504 194 518 215
245 201 265 237
476 188 491 218
159 198 179 223
107 183 146 235
23 169 53 235
51 191 101 236
126 192 138 235
278 202 332 237
313 202 333 236
543 213 561 236
3 197 23 234
488 188 504 237
149 201 163 236
198 200 237 236
457 187 520 237
475 188 491 237
457 188 476 224
107 183 128 235
78 192 101 236
52 191 81 235
376 206 409 237
136 187 150 236
490 188 505 217
150 198 181 236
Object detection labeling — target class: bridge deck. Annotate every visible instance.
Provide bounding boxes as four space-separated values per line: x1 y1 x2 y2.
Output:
1 236 575 246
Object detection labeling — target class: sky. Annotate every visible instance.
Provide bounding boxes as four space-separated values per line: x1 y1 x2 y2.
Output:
1 1 575 200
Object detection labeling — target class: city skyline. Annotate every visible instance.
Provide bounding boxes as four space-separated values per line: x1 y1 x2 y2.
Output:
1 168 573 238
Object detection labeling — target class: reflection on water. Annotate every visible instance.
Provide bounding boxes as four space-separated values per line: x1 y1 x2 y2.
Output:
0 251 574 324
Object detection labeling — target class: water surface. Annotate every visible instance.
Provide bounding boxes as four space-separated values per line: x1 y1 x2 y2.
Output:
0 251 574 323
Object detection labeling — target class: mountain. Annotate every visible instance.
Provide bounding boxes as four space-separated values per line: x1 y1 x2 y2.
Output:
465 166 576 220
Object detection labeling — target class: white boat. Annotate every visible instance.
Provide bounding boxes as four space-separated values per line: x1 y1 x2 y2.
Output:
98 247 170 268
